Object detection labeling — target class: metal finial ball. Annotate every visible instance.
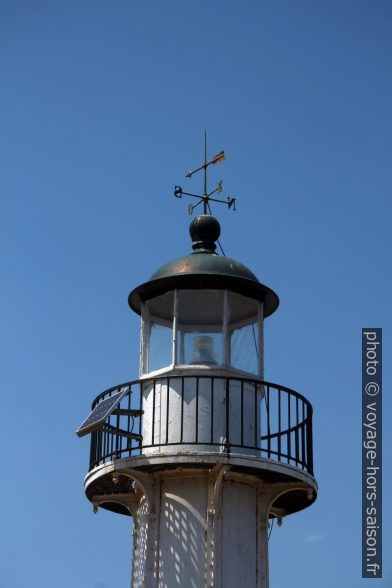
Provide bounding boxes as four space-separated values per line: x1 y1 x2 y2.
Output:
189 214 221 249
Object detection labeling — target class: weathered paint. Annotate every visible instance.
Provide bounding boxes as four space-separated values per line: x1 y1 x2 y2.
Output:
130 469 274 588
141 376 262 457
85 452 317 588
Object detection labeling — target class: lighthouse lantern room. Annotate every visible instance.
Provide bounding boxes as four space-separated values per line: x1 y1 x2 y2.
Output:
77 144 317 588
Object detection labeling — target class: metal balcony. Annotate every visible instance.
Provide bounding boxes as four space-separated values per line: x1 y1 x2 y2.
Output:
86 375 314 476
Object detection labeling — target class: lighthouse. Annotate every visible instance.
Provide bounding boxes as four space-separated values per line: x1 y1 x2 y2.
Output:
77 145 317 587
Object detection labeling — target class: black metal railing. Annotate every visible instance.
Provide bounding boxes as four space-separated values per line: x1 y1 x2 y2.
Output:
88 376 314 475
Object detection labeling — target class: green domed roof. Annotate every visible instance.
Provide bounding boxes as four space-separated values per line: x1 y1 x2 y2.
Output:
128 214 279 318
150 251 259 283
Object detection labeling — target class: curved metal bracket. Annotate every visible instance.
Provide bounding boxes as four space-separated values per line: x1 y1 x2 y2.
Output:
91 467 155 519
265 481 314 522
113 468 155 515
208 464 230 518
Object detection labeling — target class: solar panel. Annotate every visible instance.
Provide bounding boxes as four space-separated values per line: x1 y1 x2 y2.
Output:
76 388 129 437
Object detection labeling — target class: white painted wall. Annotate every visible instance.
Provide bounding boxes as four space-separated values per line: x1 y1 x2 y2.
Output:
130 470 270 588
141 375 262 457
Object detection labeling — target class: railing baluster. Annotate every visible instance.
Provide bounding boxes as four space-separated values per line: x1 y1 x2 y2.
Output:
152 380 156 446
127 388 131 457
90 432 95 468
307 405 314 475
138 383 142 454
105 430 109 462
240 379 244 447
166 377 170 445
195 377 199 443
116 390 120 457
225 378 230 451
254 381 257 448
98 430 102 466
278 388 281 462
295 396 299 466
267 386 271 458
210 378 214 444
301 401 305 469
180 377 184 443
287 393 291 464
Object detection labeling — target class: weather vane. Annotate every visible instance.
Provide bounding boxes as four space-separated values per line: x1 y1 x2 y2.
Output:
174 132 237 215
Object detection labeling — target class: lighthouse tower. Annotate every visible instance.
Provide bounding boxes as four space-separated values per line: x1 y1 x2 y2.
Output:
77 150 317 588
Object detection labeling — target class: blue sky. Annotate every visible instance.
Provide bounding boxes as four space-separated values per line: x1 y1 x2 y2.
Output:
1 1 391 586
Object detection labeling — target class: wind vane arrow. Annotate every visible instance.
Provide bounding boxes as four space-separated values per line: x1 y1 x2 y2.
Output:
174 133 236 216
186 150 225 178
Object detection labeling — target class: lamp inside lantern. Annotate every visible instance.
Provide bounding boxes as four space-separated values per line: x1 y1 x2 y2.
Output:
190 335 217 365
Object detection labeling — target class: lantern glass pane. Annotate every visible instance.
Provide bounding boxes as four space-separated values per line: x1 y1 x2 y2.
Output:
176 290 224 366
228 292 260 375
230 322 259 374
143 292 174 374
148 321 173 372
